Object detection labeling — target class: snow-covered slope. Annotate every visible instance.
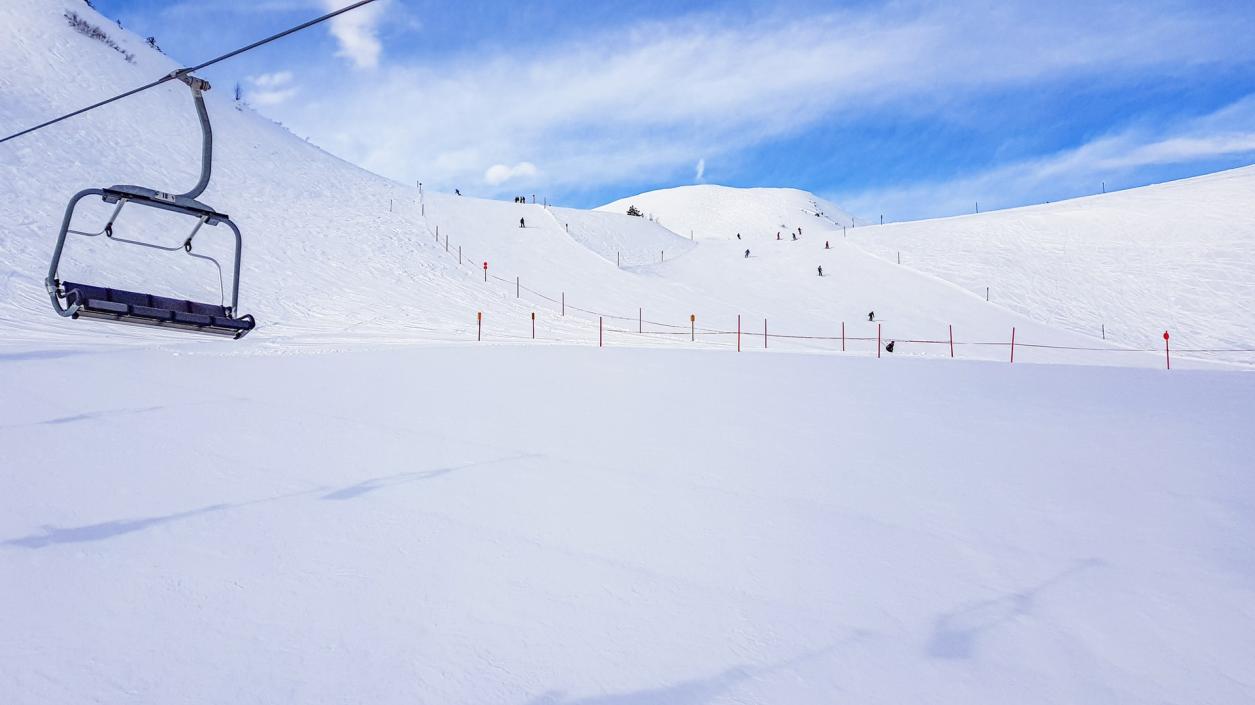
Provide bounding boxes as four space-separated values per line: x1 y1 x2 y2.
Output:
597 177 1254 365
4 345 1254 705
845 167 1255 363
599 184 854 241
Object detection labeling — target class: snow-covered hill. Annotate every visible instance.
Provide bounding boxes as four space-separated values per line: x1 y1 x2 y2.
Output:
847 166 1255 363
599 184 855 241
599 178 1255 365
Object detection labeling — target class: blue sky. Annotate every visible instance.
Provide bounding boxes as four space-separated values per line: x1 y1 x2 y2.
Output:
92 0 1255 220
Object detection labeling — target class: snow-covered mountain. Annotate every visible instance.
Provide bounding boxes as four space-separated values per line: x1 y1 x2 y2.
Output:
2 0 1248 367
2 4 1253 705
599 184 855 240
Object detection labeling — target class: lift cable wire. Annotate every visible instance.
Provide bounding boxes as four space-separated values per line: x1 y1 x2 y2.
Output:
0 0 381 146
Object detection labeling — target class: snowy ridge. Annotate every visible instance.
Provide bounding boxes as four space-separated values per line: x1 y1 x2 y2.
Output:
599 184 855 241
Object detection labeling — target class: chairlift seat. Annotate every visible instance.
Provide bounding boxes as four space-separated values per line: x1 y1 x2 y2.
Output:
61 280 255 338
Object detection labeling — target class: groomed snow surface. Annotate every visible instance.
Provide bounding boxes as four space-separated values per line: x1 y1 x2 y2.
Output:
4 348 1254 704
2 2 1254 703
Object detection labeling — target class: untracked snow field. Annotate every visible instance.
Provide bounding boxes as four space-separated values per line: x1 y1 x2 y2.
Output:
2 344 1253 704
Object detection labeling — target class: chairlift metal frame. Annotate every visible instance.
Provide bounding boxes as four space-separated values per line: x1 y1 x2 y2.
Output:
46 71 255 339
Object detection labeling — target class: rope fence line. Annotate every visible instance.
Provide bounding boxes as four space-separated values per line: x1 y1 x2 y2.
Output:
414 211 1255 366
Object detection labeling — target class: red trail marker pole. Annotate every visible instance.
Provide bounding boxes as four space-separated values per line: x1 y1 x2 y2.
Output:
690 314 696 342
1164 330 1171 370
841 321 845 352
531 312 535 340
737 315 741 352
477 311 482 342
599 317 603 348
1010 327 1016 363
877 323 881 358
763 318 768 349
482 261 488 283
561 292 565 316
949 324 954 358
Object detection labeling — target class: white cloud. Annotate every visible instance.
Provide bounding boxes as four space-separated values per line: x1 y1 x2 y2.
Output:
694 158 705 182
484 162 539 186
272 0 1255 200
322 0 390 69
247 71 299 106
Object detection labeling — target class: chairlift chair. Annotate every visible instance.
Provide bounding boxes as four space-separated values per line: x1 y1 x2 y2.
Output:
46 72 255 339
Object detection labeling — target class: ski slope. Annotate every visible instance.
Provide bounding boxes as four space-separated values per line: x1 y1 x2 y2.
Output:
2 3 1254 704
4 345 1254 705
0 0 1234 368
843 169 1255 364
602 181 1255 366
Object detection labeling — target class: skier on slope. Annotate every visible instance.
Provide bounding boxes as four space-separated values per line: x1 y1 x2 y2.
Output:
736 233 741 240
817 265 823 276
885 340 896 353
744 249 750 258
868 311 875 322
776 232 781 241
825 241 830 249
519 218 525 228
792 232 798 241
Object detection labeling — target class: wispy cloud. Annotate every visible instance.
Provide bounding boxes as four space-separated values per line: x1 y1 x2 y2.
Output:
264 0 1255 203
322 0 390 69
484 161 539 186
694 158 705 182
836 94 1255 220
247 70 299 106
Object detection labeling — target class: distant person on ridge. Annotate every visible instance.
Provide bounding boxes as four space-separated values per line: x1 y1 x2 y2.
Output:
792 233 798 241
519 218 525 228
744 249 750 258
885 340 896 353
817 265 823 276
868 311 875 322
736 233 741 240
455 189 461 196
776 232 781 240
825 241 830 249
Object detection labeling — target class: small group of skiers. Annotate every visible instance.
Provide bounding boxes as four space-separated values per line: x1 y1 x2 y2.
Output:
513 195 534 204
